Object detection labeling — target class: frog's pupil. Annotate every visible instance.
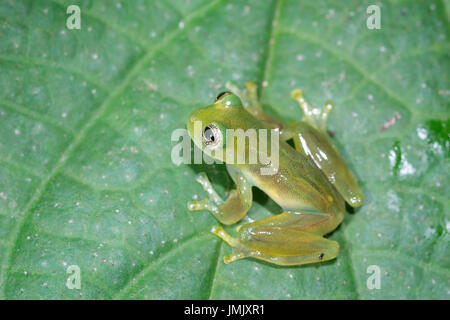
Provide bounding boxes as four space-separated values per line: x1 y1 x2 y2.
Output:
204 126 214 142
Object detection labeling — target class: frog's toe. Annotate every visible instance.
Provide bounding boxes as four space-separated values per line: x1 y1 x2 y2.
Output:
211 226 249 264
225 81 259 108
225 82 244 98
187 197 218 213
187 198 205 211
223 252 247 264
211 225 239 246
193 172 223 204
290 88 334 131
348 191 364 208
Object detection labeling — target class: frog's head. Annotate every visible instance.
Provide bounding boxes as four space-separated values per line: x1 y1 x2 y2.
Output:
187 91 249 162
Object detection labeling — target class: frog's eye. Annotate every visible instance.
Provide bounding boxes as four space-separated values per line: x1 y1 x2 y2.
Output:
215 91 231 102
214 91 242 107
202 123 222 149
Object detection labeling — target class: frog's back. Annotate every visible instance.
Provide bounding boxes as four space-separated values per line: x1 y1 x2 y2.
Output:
242 140 345 214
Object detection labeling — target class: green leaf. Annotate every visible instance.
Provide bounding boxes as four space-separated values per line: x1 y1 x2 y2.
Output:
0 0 448 299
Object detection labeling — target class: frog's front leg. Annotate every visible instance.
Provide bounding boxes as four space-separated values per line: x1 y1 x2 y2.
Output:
188 165 252 225
213 210 342 266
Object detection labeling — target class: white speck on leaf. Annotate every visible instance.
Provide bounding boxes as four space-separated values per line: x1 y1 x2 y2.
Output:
399 158 416 176
387 190 400 212
425 228 436 238
417 127 427 140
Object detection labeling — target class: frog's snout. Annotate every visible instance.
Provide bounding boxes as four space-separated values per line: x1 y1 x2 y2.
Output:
186 109 207 150
186 111 199 136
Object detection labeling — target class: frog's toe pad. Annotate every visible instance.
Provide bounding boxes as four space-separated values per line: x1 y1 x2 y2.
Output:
187 200 201 211
187 198 217 212
223 252 247 264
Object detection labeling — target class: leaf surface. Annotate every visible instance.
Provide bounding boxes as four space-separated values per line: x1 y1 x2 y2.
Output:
0 0 448 299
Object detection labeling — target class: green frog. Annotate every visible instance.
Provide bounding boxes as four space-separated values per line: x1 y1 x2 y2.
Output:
186 82 363 266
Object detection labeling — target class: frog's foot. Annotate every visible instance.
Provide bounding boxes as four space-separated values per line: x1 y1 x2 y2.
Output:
291 89 334 132
225 81 259 108
211 226 250 264
188 172 224 214
226 82 285 130
188 169 252 225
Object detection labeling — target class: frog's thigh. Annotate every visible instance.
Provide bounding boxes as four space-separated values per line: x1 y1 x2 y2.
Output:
188 165 252 225
213 211 341 266
290 122 364 207
241 210 342 235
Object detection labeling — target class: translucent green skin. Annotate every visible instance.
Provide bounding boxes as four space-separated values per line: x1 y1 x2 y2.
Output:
187 82 364 266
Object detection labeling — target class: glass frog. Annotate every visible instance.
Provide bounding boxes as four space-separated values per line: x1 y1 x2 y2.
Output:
186 82 364 266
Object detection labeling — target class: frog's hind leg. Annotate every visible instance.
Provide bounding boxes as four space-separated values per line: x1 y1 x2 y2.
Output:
289 89 364 208
211 226 249 264
212 211 342 266
291 89 333 132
